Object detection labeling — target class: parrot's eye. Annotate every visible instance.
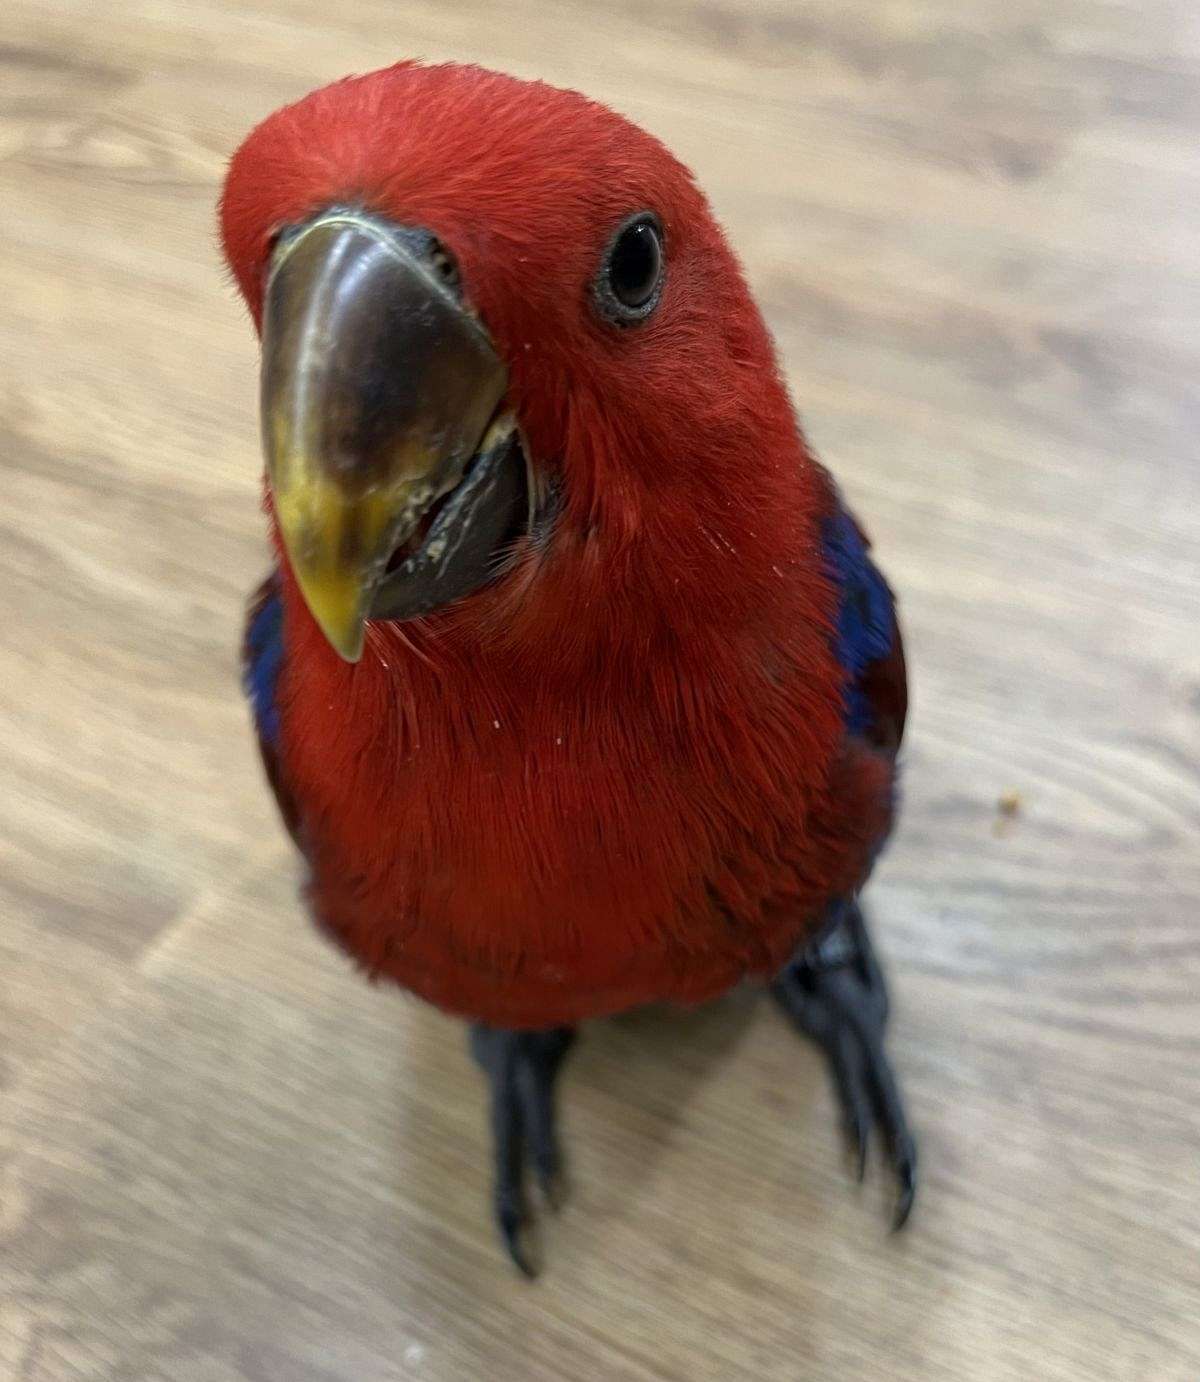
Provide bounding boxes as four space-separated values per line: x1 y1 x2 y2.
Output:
265 224 290 262
428 238 461 292
595 213 664 325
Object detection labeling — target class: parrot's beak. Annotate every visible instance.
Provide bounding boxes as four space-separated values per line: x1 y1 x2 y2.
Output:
260 210 519 661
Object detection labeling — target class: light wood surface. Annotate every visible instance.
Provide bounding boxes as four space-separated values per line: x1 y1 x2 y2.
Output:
3 1 1199 1379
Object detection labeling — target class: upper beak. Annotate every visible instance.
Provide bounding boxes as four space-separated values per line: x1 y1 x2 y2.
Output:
260 211 507 660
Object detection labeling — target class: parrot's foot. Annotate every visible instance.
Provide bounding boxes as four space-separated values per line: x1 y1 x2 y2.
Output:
469 1023 576 1277
771 900 917 1229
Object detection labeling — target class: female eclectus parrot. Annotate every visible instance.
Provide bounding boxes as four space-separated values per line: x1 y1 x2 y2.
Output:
221 61 916 1275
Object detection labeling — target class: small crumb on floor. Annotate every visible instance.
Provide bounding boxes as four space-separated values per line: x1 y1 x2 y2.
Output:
993 790 1023 836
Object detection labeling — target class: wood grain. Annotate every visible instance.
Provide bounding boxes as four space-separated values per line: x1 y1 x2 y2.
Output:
2 1 1198 1378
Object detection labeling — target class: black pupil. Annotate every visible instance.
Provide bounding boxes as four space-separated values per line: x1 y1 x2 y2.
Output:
609 221 661 308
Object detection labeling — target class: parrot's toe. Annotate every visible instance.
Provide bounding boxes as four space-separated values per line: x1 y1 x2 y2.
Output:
536 1162 569 1213
469 1023 576 1277
772 899 918 1227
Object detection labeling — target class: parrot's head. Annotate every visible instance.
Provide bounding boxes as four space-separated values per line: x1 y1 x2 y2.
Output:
221 62 799 662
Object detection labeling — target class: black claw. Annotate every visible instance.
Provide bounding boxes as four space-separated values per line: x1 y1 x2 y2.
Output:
498 1205 537 1278
470 1024 576 1274
892 1182 915 1232
772 899 918 1227
890 1140 917 1231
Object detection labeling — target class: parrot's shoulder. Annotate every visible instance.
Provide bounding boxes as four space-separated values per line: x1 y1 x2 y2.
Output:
818 497 907 753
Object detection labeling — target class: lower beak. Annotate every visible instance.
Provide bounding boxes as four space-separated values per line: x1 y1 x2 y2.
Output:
260 212 508 660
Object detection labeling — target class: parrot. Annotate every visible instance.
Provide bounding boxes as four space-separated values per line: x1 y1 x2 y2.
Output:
220 60 916 1275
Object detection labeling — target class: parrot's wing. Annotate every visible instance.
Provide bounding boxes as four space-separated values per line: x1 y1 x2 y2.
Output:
242 572 305 848
822 503 908 754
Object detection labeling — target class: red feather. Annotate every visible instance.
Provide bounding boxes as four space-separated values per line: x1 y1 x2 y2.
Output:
222 64 901 1027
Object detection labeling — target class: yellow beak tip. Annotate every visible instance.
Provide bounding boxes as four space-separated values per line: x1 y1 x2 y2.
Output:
326 627 365 663
295 571 368 663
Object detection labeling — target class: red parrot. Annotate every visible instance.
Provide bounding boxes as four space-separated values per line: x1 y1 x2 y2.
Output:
221 61 915 1274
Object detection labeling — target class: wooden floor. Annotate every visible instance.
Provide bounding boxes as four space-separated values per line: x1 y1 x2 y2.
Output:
3 1 1199 1378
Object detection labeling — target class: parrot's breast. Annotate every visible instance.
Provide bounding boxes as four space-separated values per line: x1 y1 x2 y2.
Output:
244 530 901 1028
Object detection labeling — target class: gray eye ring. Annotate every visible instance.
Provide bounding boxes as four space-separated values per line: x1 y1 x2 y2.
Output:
594 212 665 326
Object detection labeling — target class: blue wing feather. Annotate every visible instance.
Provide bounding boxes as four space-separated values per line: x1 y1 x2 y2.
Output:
821 503 906 747
242 572 307 847
243 574 284 747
